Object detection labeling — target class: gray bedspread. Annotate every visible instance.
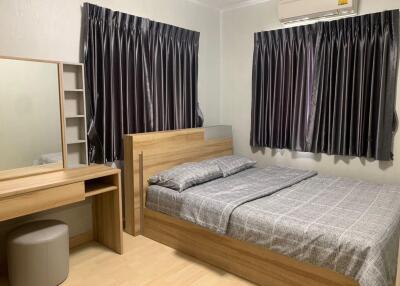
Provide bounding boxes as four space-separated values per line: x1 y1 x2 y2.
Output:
146 166 400 286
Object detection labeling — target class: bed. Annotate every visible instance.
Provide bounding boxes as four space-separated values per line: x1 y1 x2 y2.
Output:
123 128 400 286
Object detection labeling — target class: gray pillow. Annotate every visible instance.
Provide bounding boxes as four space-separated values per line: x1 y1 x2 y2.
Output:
206 155 256 177
148 161 223 192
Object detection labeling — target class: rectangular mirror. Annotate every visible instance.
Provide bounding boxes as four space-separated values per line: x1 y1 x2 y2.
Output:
0 58 64 175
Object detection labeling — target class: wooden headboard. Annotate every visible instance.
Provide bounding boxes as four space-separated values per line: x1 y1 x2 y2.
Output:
123 127 233 236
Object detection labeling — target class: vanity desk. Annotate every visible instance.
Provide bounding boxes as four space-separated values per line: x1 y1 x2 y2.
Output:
0 56 123 258
0 165 123 254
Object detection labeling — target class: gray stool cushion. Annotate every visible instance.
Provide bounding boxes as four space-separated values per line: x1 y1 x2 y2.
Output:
7 220 69 286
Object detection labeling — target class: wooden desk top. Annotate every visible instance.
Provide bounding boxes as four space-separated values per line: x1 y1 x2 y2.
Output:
0 165 119 199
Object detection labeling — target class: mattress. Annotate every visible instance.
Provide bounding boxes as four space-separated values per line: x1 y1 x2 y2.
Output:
146 166 400 286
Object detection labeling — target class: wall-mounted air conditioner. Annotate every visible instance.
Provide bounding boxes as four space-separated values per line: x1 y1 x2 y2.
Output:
279 0 359 24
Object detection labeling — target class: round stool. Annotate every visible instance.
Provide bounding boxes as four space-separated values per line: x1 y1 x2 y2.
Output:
7 220 69 286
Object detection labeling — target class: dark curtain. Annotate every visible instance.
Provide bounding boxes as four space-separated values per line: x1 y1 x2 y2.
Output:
307 10 399 160
251 25 316 151
251 10 399 161
83 3 203 163
149 22 203 131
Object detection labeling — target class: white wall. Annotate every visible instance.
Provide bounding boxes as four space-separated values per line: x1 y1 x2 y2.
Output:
0 0 221 126
221 0 400 184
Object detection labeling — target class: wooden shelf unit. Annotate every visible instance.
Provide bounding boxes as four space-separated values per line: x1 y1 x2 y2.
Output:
60 63 88 168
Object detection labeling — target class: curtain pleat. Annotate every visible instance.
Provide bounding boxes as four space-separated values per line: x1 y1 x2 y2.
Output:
83 3 203 163
251 10 399 161
308 10 399 160
149 23 201 131
251 25 315 151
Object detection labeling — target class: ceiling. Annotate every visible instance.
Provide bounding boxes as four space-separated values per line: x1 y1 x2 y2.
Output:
191 0 268 10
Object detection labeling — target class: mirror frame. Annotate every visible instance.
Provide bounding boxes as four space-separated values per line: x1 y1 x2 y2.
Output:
0 55 67 181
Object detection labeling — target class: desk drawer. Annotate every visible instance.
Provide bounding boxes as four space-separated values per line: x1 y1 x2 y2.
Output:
0 182 85 221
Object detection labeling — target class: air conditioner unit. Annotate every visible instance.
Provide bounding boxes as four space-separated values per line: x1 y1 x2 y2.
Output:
279 0 359 24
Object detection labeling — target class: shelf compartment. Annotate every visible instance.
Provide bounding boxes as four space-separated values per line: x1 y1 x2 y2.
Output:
63 64 83 90
67 143 87 167
85 179 118 198
64 91 85 116
66 117 86 142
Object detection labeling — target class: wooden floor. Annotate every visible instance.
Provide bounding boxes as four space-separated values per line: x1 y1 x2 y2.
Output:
0 233 253 286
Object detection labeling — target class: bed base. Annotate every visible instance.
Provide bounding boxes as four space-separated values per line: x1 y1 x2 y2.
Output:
125 128 361 286
144 208 358 286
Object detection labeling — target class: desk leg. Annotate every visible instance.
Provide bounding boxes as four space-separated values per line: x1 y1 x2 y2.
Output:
92 173 123 254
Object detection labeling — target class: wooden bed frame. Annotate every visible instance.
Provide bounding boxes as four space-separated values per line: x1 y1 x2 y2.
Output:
123 128 361 286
